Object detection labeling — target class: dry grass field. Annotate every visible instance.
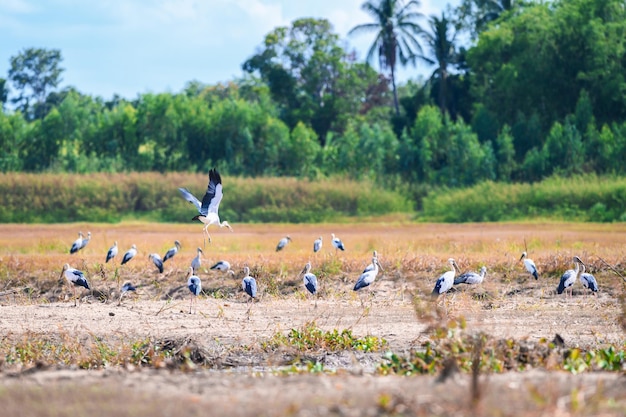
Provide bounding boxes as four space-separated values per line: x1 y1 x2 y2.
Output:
0 221 624 416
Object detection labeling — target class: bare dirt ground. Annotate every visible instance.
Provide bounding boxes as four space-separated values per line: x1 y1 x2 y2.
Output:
0 222 624 416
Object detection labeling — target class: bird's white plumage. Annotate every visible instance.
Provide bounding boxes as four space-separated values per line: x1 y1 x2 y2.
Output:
313 236 322 253
520 252 539 279
432 258 458 296
163 240 181 262
354 256 382 291
191 247 203 273
148 253 164 273
121 244 137 265
106 241 118 263
276 236 291 252
454 266 487 285
331 233 345 251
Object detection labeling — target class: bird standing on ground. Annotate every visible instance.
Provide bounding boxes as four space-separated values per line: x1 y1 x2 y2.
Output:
78 231 91 251
557 256 581 297
520 252 539 280
578 258 599 294
432 258 460 297
191 247 203 274
301 262 318 296
148 253 164 273
331 233 345 252
242 266 257 300
454 266 487 286
118 282 136 305
313 236 323 253
163 240 181 263
178 168 233 245
354 254 383 291
69 232 84 254
186 267 202 314
60 263 90 306
105 241 118 263
121 244 137 265
276 236 292 252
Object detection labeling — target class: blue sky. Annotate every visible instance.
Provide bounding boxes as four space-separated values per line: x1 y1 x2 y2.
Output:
1 0 458 101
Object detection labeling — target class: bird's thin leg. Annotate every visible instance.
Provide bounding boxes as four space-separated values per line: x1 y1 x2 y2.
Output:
189 295 193 314
73 287 77 307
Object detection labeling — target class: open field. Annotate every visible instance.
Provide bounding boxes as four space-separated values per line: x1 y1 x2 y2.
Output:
0 222 624 416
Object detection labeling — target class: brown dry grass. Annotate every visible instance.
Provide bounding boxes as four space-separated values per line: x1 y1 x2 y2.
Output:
0 222 625 416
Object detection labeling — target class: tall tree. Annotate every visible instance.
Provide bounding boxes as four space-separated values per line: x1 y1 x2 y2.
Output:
8 48 64 120
243 18 387 145
349 0 424 116
415 13 458 116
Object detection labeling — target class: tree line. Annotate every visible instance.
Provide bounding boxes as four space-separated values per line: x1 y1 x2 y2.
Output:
0 0 625 191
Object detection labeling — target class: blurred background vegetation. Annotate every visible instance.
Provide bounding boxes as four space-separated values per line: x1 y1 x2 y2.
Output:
1 0 625 222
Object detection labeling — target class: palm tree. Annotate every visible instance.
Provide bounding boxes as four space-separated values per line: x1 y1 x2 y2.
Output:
415 12 458 115
349 0 424 116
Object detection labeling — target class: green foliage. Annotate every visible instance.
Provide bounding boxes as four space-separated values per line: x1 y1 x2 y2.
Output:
0 172 412 223
422 174 626 222
378 318 626 376
263 321 386 353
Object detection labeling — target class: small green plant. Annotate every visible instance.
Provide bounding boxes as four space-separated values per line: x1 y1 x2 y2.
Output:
263 321 386 353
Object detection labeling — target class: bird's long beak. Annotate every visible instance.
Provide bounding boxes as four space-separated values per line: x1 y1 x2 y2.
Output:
519 254 524 261
377 260 384 272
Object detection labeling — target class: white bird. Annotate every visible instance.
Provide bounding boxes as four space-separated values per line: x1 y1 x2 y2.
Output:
121 244 137 265
186 267 202 314
179 168 233 245
191 247 203 274
118 282 136 305
210 260 233 274
354 255 383 291
454 266 487 285
432 258 459 297
331 233 345 252
242 266 257 300
60 263 90 306
69 231 84 254
105 241 118 263
163 240 181 263
78 231 91 251
301 262 318 295
313 236 323 253
148 253 164 273
578 259 598 294
557 256 581 296
520 252 539 280
276 236 292 252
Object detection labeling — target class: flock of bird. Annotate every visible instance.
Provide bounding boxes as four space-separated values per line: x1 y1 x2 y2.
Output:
59 168 599 313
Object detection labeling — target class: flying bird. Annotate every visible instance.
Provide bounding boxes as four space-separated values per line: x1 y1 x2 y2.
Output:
105 241 118 263
353 254 383 292
313 236 323 253
454 266 487 286
276 236 292 252
186 267 202 314
148 253 164 273
69 232 84 254
432 258 460 297
520 252 539 280
578 258 598 294
60 263 90 306
179 168 233 245
191 247 203 274
331 233 345 252
163 240 181 263
121 244 137 265
557 256 582 297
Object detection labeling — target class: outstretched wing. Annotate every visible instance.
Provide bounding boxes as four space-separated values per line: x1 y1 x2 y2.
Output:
201 168 224 215
178 188 202 214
